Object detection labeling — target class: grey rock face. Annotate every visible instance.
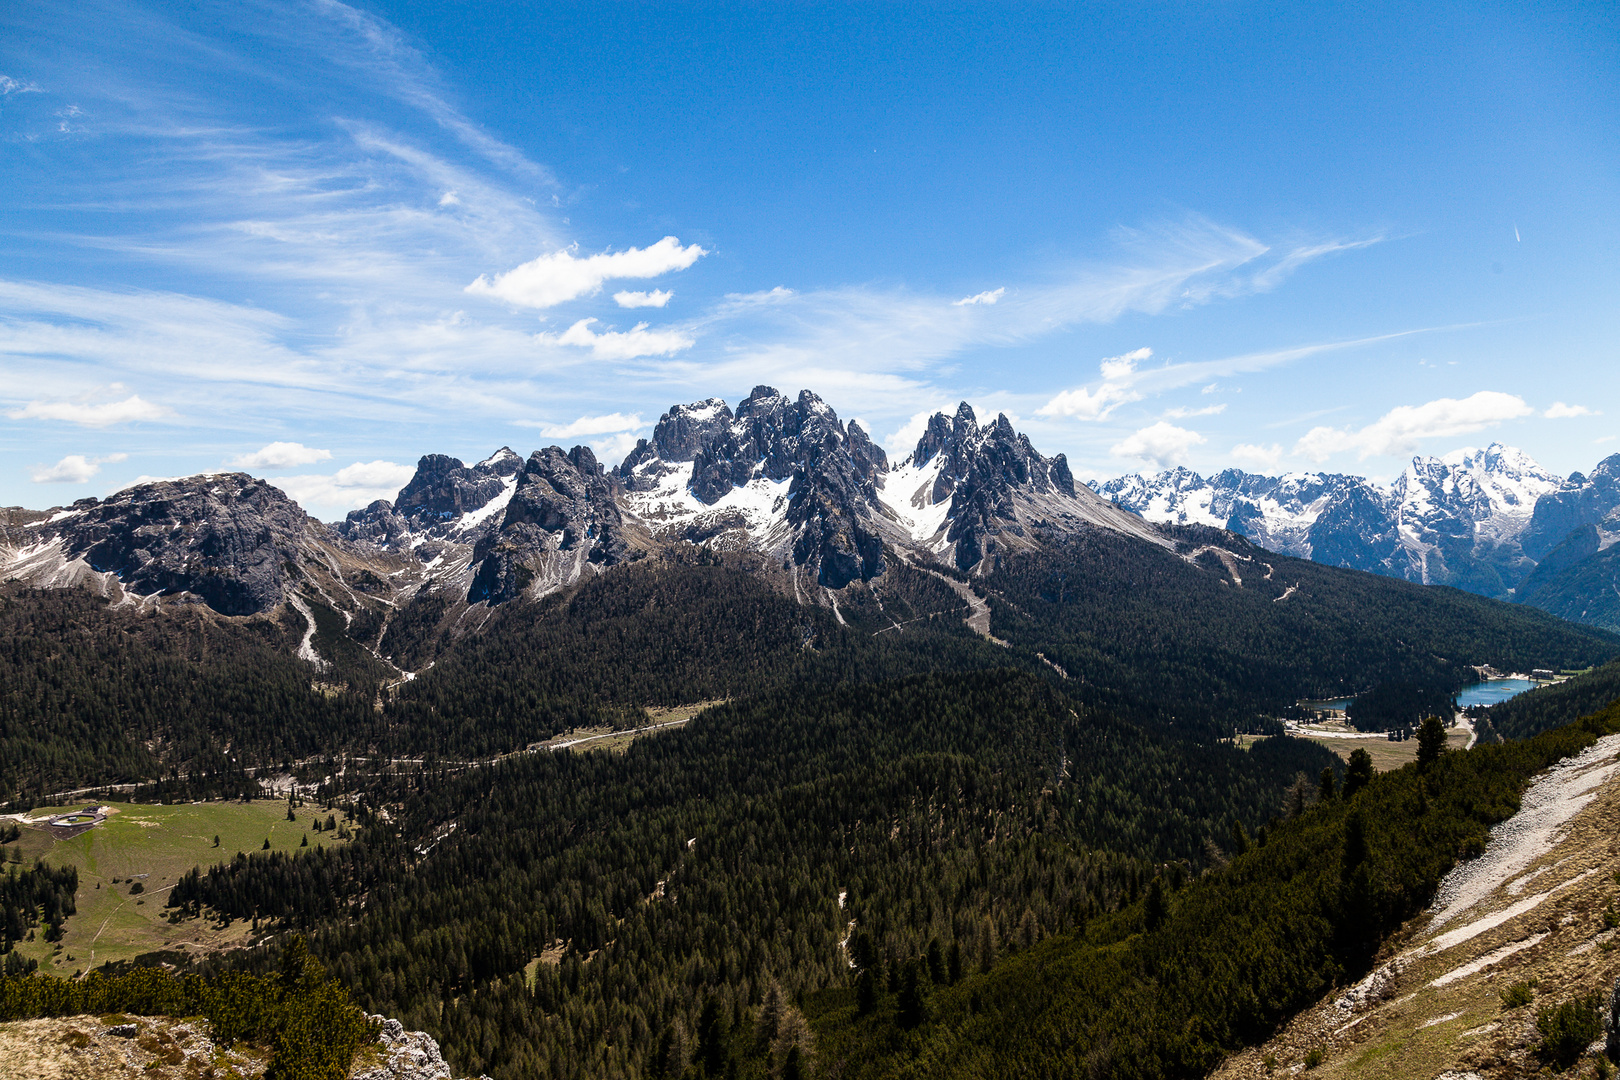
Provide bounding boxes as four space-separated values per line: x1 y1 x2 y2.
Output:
44 473 318 616
353 1013 489 1080
1522 453 1620 561
468 445 630 603
341 448 522 549
910 403 1085 572
617 387 893 587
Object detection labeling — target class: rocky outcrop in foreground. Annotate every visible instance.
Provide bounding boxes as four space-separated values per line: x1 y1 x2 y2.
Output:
352 1015 490 1080
0 1011 488 1080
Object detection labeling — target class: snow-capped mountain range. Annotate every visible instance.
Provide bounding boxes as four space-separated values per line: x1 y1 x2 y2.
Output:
0 387 1163 624
1093 443 1620 607
3 388 1616 638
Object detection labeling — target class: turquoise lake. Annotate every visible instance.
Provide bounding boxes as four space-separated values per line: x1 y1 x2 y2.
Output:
1301 678 1541 713
1455 678 1540 707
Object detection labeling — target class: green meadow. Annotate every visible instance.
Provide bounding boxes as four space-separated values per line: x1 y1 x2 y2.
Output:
3 799 349 975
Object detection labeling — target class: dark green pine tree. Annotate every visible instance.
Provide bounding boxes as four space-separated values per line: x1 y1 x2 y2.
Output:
1342 748 1374 799
1144 876 1167 932
855 968 877 1016
897 958 930 1028
1417 715 1448 769
1318 765 1337 802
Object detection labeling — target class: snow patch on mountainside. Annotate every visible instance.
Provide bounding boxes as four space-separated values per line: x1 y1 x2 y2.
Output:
621 460 793 544
876 455 951 543
452 474 517 535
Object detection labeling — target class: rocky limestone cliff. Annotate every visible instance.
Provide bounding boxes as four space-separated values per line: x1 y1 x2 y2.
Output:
2 473 334 616
889 401 1165 573
468 445 633 603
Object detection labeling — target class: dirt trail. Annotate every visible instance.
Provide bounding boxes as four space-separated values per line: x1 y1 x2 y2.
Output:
904 563 1009 646
1211 733 1620 1080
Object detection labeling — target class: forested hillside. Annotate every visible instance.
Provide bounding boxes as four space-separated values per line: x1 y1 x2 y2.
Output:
0 588 377 802
163 670 1338 1079
983 526 1618 733
8 518 1614 801
1482 657 1620 740
795 696 1620 1080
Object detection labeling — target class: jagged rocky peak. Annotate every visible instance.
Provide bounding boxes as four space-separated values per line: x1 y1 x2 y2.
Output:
878 401 1159 573
907 401 1075 502
468 444 631 604
13 472 319 617
340 447 522 548
394 447 520 519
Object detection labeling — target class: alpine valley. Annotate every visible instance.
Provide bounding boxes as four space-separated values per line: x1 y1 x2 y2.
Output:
4 388 1620 1080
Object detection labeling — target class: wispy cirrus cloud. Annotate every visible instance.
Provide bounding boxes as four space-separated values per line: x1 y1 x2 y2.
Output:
1033 325 1462 431
1 74 42 96
9 391 172 427
1165 403 1226 419
0 1 1399 511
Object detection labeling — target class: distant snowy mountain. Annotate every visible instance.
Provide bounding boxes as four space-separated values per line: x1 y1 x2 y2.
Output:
1095 443 1620 629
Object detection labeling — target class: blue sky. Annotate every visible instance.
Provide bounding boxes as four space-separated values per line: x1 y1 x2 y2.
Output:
2 0 1616 517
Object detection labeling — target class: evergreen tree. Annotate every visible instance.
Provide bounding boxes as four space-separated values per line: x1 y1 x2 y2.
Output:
1417 715 1448 769
855 969 877 1016
897 958 929 1029
926 937 946 985
1318 766 1337 802
1342 748 1374 799
1144 877 1167 932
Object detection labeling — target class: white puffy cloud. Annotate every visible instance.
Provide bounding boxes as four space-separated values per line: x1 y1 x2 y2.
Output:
613 289 672 308
1230 442 1284 470
1165 403 1227 419
1036 347 1152 421
536 413 643 439
30 452 128 483
438 190 461 206
8 393 173 427
269 460 416 514
229 441 332 469
1545 402 1597 418
1294 391 1534 462
465 236 706 309
1110 421 1206 468
543 318 695 360
953 287 1005 306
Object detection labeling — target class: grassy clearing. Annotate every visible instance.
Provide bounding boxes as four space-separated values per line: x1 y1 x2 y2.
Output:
1238 726 1472 772
2 799 349 976
542 700 726 754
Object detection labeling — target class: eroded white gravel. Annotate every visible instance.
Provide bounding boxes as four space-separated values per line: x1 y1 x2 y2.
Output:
1427 733 1620 931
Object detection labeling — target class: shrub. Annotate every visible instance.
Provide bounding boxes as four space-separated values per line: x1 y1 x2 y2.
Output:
1535 992 1603 1071
1304 1046 1324 1069
1502 980 1537 1008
